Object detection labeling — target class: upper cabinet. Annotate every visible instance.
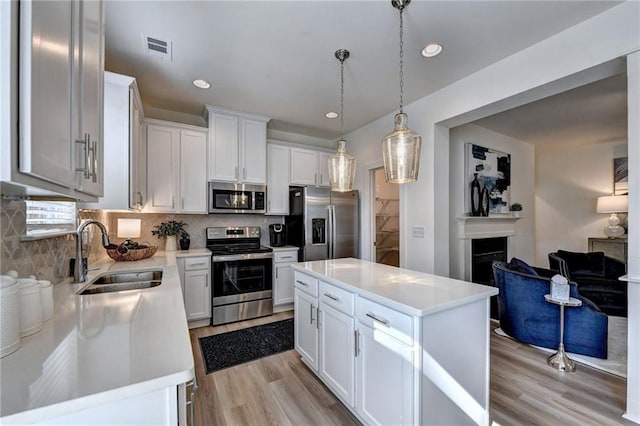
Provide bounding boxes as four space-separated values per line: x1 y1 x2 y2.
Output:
290 147 332 187
82 72 145 210
14 0 104 199
266 143 290 215
205 106 270 184
146 120 207 214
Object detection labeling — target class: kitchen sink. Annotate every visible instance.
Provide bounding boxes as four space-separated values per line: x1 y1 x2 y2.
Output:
79 270 163 295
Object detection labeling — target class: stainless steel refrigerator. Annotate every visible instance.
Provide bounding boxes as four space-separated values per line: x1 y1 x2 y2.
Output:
285 186 359 261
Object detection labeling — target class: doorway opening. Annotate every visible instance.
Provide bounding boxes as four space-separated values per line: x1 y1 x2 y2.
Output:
373 168 400 267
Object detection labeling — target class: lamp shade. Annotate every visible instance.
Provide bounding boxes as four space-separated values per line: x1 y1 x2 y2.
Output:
328 140 356 192
596 195 628 213
117 218 141 239
382 113 421 183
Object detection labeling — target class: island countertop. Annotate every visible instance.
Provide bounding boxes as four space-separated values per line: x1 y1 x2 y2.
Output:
291 257 498 317
0 250 209 424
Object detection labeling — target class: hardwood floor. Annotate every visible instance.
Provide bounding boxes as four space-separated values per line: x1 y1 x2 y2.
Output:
189 313 632 426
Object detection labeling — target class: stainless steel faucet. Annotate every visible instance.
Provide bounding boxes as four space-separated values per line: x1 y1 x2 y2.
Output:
75 220 111 283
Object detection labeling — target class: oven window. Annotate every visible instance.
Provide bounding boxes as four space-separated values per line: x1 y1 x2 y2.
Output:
213 259 272 297
214 190 251 210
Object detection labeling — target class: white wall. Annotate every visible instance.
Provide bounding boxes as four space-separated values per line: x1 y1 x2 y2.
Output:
346 1 639 276
448 124 535 277
535 140 627 265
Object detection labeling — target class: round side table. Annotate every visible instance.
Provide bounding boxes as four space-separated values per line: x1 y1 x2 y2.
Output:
544 294 582 372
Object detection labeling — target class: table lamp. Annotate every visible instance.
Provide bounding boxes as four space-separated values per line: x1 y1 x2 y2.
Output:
117 218 141 244
596 195 628 238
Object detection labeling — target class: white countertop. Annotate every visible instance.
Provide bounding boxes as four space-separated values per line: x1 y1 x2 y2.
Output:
0 251 204 424
292 258 498 317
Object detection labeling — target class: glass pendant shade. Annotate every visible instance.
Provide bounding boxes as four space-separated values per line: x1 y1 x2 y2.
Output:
382 113 421 183
328 139 356 192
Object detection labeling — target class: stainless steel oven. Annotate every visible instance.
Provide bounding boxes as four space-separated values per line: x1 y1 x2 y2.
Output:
208 182 266 214
207 227 273 325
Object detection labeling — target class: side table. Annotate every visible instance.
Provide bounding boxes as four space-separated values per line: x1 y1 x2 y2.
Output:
544 294 582 372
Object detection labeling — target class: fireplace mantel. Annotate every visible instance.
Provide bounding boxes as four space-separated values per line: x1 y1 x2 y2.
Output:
457 215 522 239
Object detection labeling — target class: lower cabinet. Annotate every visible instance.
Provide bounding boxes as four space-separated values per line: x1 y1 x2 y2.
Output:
273 248 298 310
178 255 212 328
294 288 319 370
319 303 355 406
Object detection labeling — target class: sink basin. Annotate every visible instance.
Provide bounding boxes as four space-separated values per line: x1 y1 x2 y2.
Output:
79 270 163 295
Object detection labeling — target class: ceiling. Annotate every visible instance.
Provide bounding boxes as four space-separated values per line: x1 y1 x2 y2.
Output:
104 1 621 140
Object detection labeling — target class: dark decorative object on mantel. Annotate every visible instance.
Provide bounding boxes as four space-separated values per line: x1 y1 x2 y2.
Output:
480 186 490 217
471 173 481 216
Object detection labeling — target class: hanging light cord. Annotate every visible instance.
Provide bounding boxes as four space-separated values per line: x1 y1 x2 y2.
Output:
340 55 345 139
399 6 404 114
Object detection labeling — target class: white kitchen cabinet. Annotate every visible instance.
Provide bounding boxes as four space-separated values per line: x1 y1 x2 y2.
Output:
290 147 332 187
146 120 207 214
266 144 290 215
178 255 212 328
83 72 145 210
273 248 298 309
8 0 104 200
205 105 270 184
294 277 319 370
356 317 414 425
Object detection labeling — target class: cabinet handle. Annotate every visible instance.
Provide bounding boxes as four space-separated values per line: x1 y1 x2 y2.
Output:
235 166 238 179
309 304 314 324
316 306 320 329
296 279 308 287
281 256 293 259
320 173 323 184
91 139 98 182
354 329 360 357
75 133 90 178
366 312 390 326
137 192 143 207
268 200 271 211
323 293 339 302
275 268 278 279
189 262 206 267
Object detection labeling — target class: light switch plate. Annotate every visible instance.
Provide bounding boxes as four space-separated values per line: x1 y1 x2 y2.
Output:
412 225 425 238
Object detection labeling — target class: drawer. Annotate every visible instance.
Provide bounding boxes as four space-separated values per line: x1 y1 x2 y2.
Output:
356 297 413 346
319 281 354 315
183 257 210 271
294 271 318 297
274 250 297 263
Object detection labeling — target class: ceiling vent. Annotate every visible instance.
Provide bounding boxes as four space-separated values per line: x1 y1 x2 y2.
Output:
142 34 172 60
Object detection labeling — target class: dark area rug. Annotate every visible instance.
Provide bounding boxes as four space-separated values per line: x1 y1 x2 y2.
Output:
199 318 294 374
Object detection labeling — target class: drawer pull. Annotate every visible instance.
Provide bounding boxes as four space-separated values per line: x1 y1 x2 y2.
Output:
323 293 339 302
354 329 360 357
189 262 207 267
366 312 390 326
296 280 309 287
281 256 293 259
310 304 314 324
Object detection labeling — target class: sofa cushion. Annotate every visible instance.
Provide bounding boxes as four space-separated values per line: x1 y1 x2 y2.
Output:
508 257 538 276
557 250 605 277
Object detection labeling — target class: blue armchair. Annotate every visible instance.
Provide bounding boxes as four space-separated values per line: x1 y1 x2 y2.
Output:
492 260 608 358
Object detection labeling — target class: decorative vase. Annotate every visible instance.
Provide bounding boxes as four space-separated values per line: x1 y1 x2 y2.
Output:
179 238 191 251
165 235 178 251
512 211 521 218
480 186 490 217
471 173 481 216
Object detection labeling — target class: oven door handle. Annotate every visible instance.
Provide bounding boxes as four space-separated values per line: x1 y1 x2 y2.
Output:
212 253 273 262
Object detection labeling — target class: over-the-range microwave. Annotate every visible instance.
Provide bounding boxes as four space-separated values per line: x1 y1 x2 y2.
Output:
208 182 266 214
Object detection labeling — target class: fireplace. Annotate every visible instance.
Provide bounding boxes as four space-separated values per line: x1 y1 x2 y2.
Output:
471 237 507 319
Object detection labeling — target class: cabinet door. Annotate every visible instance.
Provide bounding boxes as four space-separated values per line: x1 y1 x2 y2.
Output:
274 263 294 305
241 118 267 184
74 0 104 197
266 144 290 215
147 125 179 212
180 130 207 213
18 0 75 188
294 289 319 370
290 148 318 186
208 113 239 182
356 323 414 426
184 269 211 321
319 304 355 407
317 151 332 187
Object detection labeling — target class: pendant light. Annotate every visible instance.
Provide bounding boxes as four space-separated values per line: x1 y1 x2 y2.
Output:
328 49 356 192
382 0 422 184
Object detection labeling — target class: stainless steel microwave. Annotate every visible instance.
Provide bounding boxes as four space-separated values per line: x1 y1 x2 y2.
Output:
208 182 266 214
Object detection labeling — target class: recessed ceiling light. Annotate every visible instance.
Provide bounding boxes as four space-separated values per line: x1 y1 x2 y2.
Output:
326 112 338 119
421 43 443 58
193 79 211 89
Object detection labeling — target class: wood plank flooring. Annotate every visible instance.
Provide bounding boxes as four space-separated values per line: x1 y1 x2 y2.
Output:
189 313 632 426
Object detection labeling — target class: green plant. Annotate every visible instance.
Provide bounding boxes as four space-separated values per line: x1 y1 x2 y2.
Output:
151 220 187 238
510 203 523 212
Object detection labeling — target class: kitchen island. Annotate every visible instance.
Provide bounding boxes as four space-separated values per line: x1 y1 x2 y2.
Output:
0 250 208 425
292 257 498 426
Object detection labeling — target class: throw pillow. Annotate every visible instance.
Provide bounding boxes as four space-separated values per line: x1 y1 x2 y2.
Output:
508 257 538 276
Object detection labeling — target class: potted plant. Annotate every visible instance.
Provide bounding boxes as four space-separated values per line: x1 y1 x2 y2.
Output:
179 229 191 251
152 220 187 251
510 202 523 217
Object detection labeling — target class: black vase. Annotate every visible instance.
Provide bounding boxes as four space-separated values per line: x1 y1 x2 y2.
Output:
179 238 191 251
471 173 481 216
480 186 490 217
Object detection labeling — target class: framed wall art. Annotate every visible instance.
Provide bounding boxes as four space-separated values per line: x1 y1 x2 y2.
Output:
465 143 511 216
614 157 628 195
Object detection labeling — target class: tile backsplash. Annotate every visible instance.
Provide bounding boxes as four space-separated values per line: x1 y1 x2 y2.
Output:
1 198 283 284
